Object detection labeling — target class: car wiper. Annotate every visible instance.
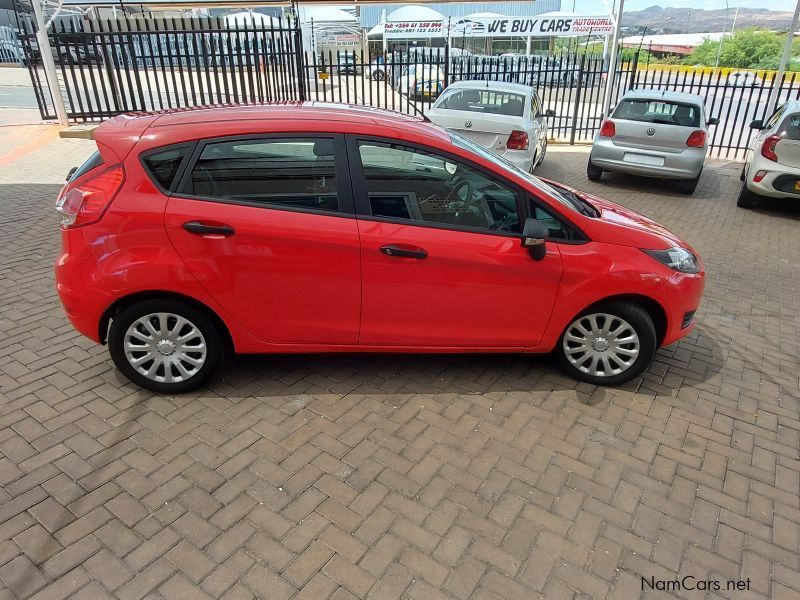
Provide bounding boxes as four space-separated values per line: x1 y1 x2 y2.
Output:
551 185 598 217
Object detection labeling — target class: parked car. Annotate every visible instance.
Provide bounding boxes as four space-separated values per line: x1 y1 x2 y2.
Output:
427 80 553 172
738 101 800 208
334 53 360 75
587 90 719 194
55 103 705 393
397 64 444 98
366 57 386 80
726 71 762 87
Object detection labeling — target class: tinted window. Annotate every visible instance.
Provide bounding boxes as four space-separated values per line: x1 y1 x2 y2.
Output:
532 202 582 241
143 147 187 190
438 89 526 117
189 138 339 212
70 150 104 182
613 99 701 128
358 141 520 233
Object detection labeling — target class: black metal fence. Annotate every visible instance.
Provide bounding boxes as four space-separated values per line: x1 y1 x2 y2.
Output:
17 15 800 158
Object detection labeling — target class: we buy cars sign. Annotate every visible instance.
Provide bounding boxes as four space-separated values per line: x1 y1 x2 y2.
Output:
385 15 614 39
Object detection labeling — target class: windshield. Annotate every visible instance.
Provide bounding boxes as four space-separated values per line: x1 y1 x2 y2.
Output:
449 131 597 217
612 99 701 127
436 89 526 117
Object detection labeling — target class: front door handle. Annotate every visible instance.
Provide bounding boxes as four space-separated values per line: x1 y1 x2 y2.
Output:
380 244 427 259
183 221 235 237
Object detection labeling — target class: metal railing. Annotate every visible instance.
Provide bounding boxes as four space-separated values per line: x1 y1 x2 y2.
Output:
16 15 800 158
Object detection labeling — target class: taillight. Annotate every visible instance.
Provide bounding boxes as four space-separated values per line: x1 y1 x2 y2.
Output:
761 134 780 162
599 119 615 137
686 130 706 148
507 130 529 150
56 164 124 228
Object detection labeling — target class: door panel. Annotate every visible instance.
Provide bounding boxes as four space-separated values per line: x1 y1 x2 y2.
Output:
350 137 563 347
165 135 361 345
358 220 562 346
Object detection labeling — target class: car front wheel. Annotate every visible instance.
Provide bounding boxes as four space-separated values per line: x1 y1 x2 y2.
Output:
109 299 224 393
556 301 657 386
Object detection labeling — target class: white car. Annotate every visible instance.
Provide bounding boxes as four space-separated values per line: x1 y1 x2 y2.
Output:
426 81 553 172
738 101 800 208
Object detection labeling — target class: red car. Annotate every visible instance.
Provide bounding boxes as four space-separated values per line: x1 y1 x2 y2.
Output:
55 103 705 393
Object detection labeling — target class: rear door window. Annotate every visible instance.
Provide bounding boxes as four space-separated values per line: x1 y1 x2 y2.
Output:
186 137 341 213
613 99 701 127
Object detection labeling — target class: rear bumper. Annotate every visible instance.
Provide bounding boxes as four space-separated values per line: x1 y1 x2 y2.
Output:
590 138 705 180
500 148 535 171
747 164 800 199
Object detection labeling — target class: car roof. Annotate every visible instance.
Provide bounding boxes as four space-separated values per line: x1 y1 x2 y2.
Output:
93 102 451 161
622 89 703 106
446 80 533 95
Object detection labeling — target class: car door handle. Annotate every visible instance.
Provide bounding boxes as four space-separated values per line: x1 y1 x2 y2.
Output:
183 221 235 237
380 244 427 259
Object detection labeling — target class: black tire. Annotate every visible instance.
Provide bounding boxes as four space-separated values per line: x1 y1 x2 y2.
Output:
109 299 224 394
678 172 701 195
736 180 757 208
537 138 548 166
587 160 603 181
739 164 746 181
556 300 657 386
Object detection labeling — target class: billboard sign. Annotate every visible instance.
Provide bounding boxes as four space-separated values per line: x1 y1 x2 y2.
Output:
385 15 614 39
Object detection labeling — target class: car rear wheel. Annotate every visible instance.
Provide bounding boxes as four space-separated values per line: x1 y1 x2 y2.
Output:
678 172 701 195
587 161 603 181
109 299 224 393
736 180 757 208
556 301 657 386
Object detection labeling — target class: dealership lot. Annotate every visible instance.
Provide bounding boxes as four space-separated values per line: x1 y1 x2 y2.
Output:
0 130 799 599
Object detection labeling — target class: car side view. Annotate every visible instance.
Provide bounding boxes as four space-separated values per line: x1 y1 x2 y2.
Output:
55 103 705 393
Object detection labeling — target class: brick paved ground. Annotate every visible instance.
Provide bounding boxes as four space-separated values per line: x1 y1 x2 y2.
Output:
0 131 799 600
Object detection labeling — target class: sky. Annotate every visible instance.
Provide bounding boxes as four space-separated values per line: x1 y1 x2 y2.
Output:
569 0 798 12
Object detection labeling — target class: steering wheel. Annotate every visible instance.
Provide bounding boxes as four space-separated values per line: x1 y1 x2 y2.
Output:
445 178 475 209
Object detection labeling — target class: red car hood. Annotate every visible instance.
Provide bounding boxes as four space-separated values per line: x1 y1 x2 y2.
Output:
541 178 693 252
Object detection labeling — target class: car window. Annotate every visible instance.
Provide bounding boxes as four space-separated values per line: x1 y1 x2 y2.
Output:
142 146 188 191
612 99 701 127
779 113 800 140
764 105 786 130
188 137 339 212
532 202 582 241
357 141 520 233
437 89 526 117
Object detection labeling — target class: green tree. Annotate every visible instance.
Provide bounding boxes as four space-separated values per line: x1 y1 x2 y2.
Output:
685 27 794 70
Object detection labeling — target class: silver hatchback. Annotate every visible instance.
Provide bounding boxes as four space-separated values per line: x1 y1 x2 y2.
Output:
588 90 718 194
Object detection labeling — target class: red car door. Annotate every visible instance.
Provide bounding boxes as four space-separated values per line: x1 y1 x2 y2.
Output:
165 135 361 345
349 137 563 348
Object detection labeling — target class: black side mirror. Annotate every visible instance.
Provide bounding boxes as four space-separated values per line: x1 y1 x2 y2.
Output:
545 109 556 118
707 117 719 126
521 218 548 261
750 119 764 130
66 166 77 181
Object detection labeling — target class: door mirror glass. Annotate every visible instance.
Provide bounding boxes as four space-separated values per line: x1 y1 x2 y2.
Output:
521 218 548 261
707 117 719 126
545 109 556 118
750 119 764 130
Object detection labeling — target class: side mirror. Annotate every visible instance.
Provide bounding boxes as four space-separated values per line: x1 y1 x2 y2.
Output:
545 109 556 118
750 119 764 130
707 117 719 126
521 218 548 261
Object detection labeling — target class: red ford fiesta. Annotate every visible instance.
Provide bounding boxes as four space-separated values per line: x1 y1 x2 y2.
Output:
55 103 704 393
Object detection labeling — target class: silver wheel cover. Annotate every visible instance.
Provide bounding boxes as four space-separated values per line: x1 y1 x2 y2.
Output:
123 313 207 383
562 313 640 378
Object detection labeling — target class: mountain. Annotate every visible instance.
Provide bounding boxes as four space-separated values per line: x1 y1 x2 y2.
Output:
622 6 795 34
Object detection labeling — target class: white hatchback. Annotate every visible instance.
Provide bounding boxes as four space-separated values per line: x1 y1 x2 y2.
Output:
426 81 553 172
739 101 800 208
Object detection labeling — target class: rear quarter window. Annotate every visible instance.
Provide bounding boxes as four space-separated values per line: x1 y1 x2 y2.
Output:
780 113 800 140
142 146 190 191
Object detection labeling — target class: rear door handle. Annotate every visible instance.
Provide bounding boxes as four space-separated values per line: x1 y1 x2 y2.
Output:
380 244 427 259
183 221 235 237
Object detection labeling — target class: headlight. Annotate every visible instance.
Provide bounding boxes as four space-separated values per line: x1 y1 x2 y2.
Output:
642 247 700 274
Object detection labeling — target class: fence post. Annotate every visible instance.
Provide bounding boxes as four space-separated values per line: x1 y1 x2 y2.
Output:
569 52 587 145
628 51 640 91
292 17 306 101
31 0 68 124
443 40 450 88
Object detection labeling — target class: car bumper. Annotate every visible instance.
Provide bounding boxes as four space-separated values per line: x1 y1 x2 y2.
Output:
660 269 706 347
590 138 705 180
499 148 535 171
746 166 800 199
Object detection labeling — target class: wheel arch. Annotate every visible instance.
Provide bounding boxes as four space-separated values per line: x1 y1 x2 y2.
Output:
98 290 235 352
570 293 668 347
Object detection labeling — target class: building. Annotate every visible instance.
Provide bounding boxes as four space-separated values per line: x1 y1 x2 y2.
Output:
620 32 726 57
